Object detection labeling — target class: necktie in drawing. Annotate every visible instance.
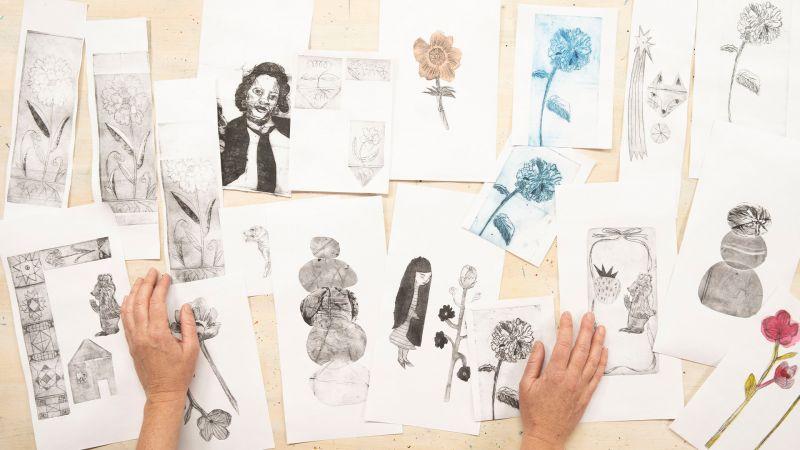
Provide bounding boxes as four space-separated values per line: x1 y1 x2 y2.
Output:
255 126 276 192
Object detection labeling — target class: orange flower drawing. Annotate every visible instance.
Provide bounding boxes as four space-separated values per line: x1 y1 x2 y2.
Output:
413 31 462 130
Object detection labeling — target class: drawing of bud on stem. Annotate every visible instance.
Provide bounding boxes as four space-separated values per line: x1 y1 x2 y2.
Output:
706 310 798 448
171 298 239 414
721 2 782 122
435 265 481 402
479 157 562 245
184 389 232 441
479 318 535 419
533 28 592 146
413 31 462 131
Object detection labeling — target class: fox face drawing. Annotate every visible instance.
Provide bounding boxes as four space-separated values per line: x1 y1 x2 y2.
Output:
647 72 688 118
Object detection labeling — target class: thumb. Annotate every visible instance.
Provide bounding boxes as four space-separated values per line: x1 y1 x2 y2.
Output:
179 304 199 353
520 341 545 390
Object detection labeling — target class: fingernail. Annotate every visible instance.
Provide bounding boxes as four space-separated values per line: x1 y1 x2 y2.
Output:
598 325 606 336
586 311 595 322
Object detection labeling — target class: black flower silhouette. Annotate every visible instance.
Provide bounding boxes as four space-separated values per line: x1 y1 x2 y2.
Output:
457 366 471 381
434 331 447 349
438 305 455 321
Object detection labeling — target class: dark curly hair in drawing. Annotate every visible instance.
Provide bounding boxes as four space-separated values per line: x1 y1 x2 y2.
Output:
234 62 291 114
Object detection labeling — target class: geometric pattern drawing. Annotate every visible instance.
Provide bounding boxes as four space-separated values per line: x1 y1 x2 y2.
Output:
68 339 117 404
7 237 112 419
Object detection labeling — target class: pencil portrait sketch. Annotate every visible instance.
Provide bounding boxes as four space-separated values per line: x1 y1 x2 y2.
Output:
89 273 120 336
299 237 369 406
243 225 271 278
722 2 782 122
8 31 82 207
588 228 658 375
626 27 654 160
348 120 386 186
295 55 342 110
7 237 111 419
219 62 291 195
389 257 432 369
161 159 225 283
414 31 462 130
68 339 117 404
699 204 771 318
346 58 391 82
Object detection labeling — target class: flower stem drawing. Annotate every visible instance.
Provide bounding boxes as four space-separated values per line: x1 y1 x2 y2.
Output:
185 389 232 441
478 318 534 419
533 28 592 146
435 265 481 402
627 27 654 160
413 31 462 131
705 309 798 448
721 2 783 122
755 393 800 449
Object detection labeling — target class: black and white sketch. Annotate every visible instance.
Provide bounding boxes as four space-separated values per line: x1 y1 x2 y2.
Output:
299 237 369 406
8 31 83 207
588 228 658 375
349 120 386 186
7 237 111 419
243 225 271 278
650 123 671 144
626 27 654 160
647 73 688 119
68 339 117 404
346 58 391 82
296 56 343 109
219 62 291 194
389 257 432 368
698 203 771 318
161 158 225 283
89 273 120 336
94 53 157 224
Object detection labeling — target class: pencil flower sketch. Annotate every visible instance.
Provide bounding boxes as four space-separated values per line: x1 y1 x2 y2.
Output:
348 120 386 186
435 265 481 402
533 27 592 146
699 204 771 318
721 2 783 122
706 309 798 448
626 27 654 160
299 237 369 406
296 56 342 110
390 257 432 368
184 389 232 441
243 225 271 278
414 31 462 130
170 297 238 413
89 273 120 336
478 157 563 245
346 58 391 82
478 318 535 419
162 159 225 283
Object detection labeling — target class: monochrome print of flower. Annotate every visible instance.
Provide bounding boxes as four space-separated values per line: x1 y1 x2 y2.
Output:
721 2 783 122
414 31 462 130
184 389 232 442
26 56 73 108
532 28 592 146
479 318 535 419
101 75 151 126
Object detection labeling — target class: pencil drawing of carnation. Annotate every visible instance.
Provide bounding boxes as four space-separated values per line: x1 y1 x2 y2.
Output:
26 56 73 107
163 159 215 194
414 31 462 130
479 318 535 419
101 75 150 126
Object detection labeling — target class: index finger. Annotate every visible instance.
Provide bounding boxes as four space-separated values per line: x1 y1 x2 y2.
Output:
147 274 172 334
133 268 159 327
549 311 574 369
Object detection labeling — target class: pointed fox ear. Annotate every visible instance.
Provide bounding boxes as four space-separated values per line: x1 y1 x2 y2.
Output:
674 75 683 86
651 71 664 85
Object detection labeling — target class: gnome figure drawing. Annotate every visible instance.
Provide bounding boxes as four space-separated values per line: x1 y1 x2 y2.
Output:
299 237 369 406
89 274 121 336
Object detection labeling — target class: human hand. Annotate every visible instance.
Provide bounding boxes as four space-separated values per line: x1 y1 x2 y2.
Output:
519 312 607 450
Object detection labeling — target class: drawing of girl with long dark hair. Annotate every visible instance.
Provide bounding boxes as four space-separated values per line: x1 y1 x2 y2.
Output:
390 257 432 368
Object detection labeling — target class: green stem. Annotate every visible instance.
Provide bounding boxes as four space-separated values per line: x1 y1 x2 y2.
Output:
727 40 746 122
755 394 800 450
478 189 520 236
491 359 503 420
537 67 558 146
200 341 239 413
444 286 469 402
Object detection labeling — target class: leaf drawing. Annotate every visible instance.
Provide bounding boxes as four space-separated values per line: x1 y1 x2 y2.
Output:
532 69 550 79
205 199 217 234
54 116 71 149
492 183 510 196
720 44 739 52
137 130 151 169
105 122 135 157
735 70 761 95
493 213 515 245
478 364 496 373
546 96 571 122
171 191 200 224
496 386 520 409
27 100 50 137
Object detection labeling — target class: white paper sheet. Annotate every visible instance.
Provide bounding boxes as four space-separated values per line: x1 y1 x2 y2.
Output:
0 204 146 450
655 123 800 366
267 196 402 443
220 203 279 297
619 0 697 181
510 5 617 150
85 18 160 260
4 0 86 218
290 52 394 194
689 0 800 178
556 181 684 421
198 0 314 197
462 144 594 266
154 78 226 284
380 0 500 182
365 185 505 435
165 276 275 449
466 296 556 422
671 291 800 450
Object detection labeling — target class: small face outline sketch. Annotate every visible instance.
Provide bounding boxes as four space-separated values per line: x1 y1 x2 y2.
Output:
245 74 280 122
415 272 432 285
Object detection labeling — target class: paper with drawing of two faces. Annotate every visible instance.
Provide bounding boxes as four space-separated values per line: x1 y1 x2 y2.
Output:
198 0 314 197
466 296 556 422
290 51 394 194
690 0 800 178
85 17 159 260
0 205 145 450
380 0 500 182
556 181 684 422
655 123 800 367
511 5 617 150
267 196 402 443
671 291 800 450
4 0 85 218
365 185 505 435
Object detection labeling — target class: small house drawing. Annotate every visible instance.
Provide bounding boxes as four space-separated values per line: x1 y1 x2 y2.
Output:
68 339 117 403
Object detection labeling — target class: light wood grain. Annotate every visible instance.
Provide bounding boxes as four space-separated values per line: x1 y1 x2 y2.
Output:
0 0 799 449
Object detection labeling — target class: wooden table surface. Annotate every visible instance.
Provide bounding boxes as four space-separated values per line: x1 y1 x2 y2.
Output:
0 0 798 448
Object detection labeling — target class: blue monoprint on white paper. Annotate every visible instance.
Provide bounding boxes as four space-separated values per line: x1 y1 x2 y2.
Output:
529 15 602 147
